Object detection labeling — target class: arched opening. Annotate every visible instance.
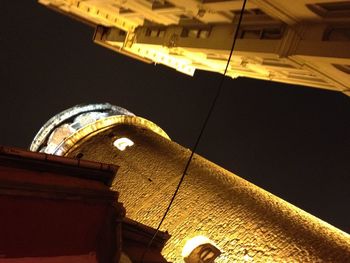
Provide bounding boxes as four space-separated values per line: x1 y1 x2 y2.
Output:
182 236 221 263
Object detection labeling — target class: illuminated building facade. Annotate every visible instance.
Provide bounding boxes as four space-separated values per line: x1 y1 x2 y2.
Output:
39 0 350 95
30 103 350 262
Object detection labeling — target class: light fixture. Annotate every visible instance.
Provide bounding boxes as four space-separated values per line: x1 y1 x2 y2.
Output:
113 137 134 151
182 236 221 263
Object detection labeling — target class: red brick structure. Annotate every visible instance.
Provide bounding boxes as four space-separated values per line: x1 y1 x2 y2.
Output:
0 146 169 263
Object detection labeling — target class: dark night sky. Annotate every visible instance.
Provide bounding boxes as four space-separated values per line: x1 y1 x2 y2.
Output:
1 1 349 232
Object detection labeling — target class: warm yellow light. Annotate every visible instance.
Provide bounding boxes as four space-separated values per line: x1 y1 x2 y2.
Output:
243 254 253 262
182 235 214 258
113 137 134 151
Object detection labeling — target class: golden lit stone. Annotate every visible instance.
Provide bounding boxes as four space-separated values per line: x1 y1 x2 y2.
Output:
58 121 350 262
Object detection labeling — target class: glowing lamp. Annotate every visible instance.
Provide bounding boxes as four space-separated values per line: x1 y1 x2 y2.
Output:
113 137 134 151
182 236 221 263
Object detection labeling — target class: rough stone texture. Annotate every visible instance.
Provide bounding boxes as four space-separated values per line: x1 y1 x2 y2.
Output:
65 124 350 262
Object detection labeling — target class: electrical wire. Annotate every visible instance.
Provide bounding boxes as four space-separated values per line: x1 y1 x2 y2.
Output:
140 0 248 261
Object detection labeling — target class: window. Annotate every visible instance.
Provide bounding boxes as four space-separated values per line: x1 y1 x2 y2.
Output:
181 28 211 38
149 0 175 9
333 64 350 74
323 27 350 41
231 8 266 16
145 28 166 37
307 1 350 18
119 8 133 14
118 30 126 37
239 26 284 40
262 28 283 39
241 29 261 39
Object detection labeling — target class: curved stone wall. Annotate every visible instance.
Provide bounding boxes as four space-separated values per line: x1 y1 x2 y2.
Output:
61 123 350 262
